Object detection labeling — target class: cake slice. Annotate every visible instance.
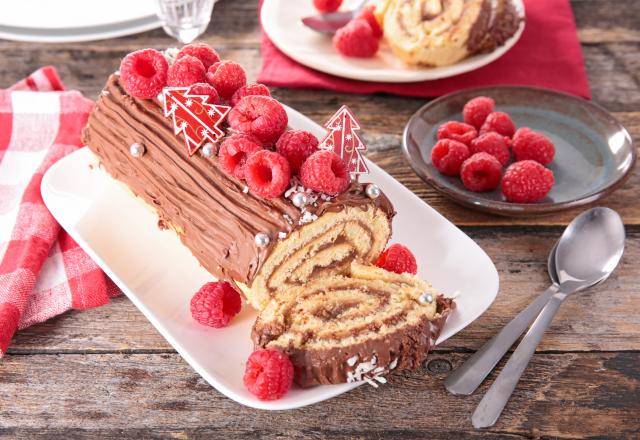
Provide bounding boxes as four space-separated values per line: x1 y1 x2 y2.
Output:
253 263 454 387
376 0 522 67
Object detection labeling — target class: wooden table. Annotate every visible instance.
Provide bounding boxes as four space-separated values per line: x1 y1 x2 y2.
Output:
1 1 638 438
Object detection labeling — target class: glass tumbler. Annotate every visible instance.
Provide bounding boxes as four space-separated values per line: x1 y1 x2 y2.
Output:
156 0 216 43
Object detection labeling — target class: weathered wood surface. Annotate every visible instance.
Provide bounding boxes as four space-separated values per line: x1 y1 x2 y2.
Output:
0 0 639 438
0 352 638 439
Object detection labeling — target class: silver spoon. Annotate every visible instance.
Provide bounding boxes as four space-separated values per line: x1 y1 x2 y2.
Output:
445 208 617 396
472 207 625 429
301 0 368 34
444 242 560 396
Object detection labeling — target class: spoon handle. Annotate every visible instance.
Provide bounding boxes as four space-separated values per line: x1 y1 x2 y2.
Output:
444 284 558 395
471 291 567 429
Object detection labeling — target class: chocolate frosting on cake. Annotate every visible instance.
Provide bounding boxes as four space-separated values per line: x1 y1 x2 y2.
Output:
82 75 394 286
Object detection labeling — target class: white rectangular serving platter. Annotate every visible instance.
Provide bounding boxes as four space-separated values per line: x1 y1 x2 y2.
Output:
41 105 499 410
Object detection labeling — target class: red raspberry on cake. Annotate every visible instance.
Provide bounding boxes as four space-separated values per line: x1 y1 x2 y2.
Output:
463 96 495 129
333 19 379 58
206 60 247 100
228 95 288 145
480 111 516 138
176 43 220 69
190 281 242 328
460 152 503 192
375 244 417 275
230 83 271 107
431 139 471 176
119 48 168 99
244 349 294 401
502 160 554 203
219 134 263 180
190 82 220 105
245 150 291 198
437 121 478 146
167 55 206 87
512 127 555 165
313 0 342 13
275 130 319 173
469 132 510 166
300 150 350 195
357 5 383 38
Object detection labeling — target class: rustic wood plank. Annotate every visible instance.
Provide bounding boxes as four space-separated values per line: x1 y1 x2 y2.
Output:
8 229 639 354
0 352 637 439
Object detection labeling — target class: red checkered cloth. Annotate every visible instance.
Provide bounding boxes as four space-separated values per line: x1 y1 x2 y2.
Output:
0 67 120 357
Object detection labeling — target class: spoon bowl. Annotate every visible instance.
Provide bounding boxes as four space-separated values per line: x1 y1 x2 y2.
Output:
555 207 625 290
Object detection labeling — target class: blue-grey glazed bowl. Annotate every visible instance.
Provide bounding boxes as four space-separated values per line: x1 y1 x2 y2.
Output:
402 86 636 216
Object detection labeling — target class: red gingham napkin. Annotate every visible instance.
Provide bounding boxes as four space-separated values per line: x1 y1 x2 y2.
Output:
0 67 120 357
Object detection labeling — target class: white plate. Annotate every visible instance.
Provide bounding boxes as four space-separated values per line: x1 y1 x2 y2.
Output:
0 0 160 43
41 105 499 410
261 0 525 83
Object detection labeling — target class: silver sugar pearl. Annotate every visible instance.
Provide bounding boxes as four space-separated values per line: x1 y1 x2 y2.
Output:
419 293 434 304
254 232 270 247
201 142 215 158
130 143 145 158
291 192 308 208
365 183 381 199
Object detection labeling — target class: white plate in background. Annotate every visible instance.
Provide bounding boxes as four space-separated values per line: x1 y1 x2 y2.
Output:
41 105 499 409
0 0 160 42
261 0 525 83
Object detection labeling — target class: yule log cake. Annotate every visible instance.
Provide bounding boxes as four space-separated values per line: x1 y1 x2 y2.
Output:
82 44 453 388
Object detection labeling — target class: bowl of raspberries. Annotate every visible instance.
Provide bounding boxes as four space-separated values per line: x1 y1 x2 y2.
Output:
402 86 636 216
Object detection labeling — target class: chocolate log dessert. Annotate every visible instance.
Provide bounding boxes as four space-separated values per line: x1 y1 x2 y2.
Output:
82 45 453 388
375 0 523 67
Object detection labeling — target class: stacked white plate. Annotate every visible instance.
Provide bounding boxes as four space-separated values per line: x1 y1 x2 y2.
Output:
0 0 161 42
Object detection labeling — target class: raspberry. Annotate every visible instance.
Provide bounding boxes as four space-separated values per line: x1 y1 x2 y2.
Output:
300 150 350 195
313 0 342 13
431 139 471 176
167 55 206 87
219 134 263 180
206 60 247 100
437 121 478 146
480 112 516 138
228 95 288 145
245 150 291 198
460 152 503 192
119 48 168 99
230 83 271 107
502 160 554 203
244 349 294 401
190 281 241 328
469 132 510 166
375 244 417 275
512 127 555 165
176 43 220 70
275 130 319 173
357 5 383 38
463 96 495 129
333 19 379 58
190 82 220 105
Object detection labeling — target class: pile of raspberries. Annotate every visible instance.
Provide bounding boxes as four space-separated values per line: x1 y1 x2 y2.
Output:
431 96 556 203
119 43 351 200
